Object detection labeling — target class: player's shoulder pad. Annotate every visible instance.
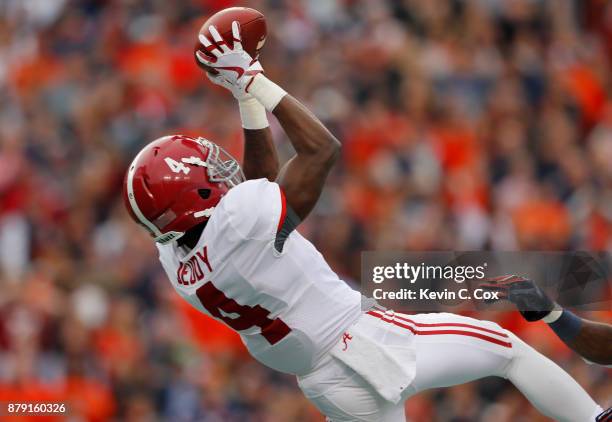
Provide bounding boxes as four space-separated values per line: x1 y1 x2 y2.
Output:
219 178 284 241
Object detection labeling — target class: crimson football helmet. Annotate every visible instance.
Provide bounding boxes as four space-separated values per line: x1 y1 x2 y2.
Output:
123 135 244 244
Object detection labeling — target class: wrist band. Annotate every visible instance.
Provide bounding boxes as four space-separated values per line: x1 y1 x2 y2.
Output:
548 309 583 343
542 303 563 323
238 97 268 130
246 74 287 112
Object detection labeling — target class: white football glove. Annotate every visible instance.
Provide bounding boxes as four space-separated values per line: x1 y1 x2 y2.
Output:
196 21 263 97
206 72 251 100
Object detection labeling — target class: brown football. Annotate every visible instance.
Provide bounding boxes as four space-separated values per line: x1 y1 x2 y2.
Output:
194 7 267 74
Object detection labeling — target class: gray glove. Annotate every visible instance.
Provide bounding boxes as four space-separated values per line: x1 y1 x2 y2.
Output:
479 275 556 322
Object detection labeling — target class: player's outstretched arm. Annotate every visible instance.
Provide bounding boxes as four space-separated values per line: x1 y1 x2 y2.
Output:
269 94 341 220
480 275 612 365
570 319 612 366
236 72 340 220
197 23 279 181
242 128 279 181
241 85 340 219
219 53 340 220
195 21 339 220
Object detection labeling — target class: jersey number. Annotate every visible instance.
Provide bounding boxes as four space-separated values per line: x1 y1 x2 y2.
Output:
164 157 190 174
195 282 291 345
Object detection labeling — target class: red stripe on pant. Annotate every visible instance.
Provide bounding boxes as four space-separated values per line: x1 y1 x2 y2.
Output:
369 310 509 338
366 311 512 348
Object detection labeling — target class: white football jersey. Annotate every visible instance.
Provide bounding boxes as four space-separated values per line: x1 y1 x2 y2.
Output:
157 179 362 375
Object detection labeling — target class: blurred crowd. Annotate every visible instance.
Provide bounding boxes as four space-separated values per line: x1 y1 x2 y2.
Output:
0 0 611 420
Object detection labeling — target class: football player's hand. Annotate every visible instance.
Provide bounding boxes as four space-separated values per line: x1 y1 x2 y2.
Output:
206 72 252 101
196 21 263 96
479 275 556 322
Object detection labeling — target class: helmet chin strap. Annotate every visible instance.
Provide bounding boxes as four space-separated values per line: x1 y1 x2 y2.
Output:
154 231 184 244
194 208 215 218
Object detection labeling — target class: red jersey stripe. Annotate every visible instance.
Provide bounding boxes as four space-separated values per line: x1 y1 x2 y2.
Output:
277 187 287 233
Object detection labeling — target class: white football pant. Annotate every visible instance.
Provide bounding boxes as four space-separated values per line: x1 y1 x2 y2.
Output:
297 311 602 422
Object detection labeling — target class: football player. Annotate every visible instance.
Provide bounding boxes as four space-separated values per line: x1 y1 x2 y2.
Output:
123 22 604 421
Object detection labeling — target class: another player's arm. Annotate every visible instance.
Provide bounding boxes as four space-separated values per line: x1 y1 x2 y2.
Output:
564 318 612 365
480 275 612 365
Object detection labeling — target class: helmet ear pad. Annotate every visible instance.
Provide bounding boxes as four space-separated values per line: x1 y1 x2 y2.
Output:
198 189 211 199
